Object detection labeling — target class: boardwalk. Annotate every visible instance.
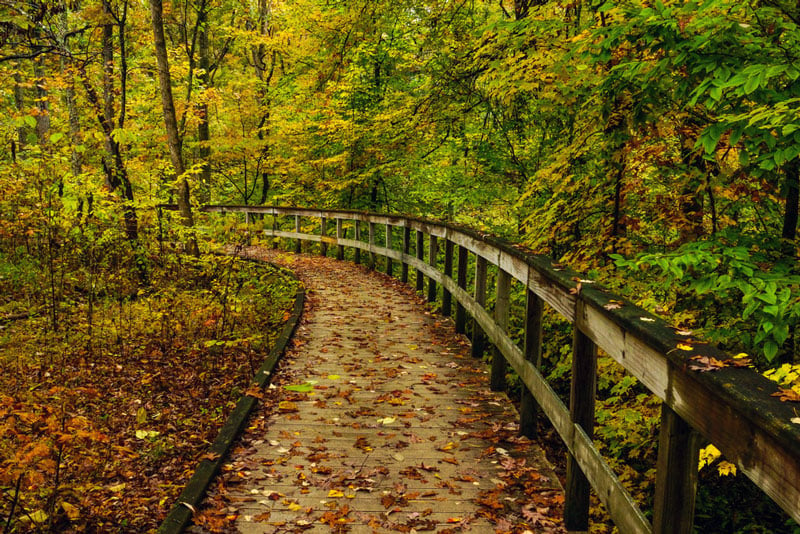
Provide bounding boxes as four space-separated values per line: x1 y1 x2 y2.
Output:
199 249 565 533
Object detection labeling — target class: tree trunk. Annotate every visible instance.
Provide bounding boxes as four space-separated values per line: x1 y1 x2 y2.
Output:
782 159 800 244
149 0 198 255
196 0 211 204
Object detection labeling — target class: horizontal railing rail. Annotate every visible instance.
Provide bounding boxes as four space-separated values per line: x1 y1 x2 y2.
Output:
163 204 800 533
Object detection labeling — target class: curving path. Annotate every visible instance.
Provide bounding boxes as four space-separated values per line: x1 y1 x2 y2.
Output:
198 248 565 533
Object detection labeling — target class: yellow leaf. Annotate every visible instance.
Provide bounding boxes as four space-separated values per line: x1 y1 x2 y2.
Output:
327 374 340 380
136 407 147 424
287 502 302 511
698 444 721 470
733 352 749 359
328 489 344 498
717 461 737 477
61 502 80 521
676 343 693 351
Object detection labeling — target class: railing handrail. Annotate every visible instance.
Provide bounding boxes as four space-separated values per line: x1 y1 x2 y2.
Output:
166 204 800 533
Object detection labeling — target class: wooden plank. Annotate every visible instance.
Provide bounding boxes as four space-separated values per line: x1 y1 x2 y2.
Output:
320 217 328 256
528 265 576 322
354 220 361 264
455 246 468 334
385 224 393 276
336 219 345 260
653 403 700 534
521 289 543 438
442 240 453 316
447 231 501 267
498 250 528 285
369 222 377 270
565 313 597 532
401 226 410 283
471 256 488 359
294 215 301 253
427 235 438 303
416 230 425 292
491 270 511 392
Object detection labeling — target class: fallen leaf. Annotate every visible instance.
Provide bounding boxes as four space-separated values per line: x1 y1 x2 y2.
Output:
772 388 800 402
284 382 314 393
328 489 345 498
278 401 299 412
61 502 79 521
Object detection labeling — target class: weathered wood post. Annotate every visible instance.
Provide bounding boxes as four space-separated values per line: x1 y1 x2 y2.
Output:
320 217 328 256
368 222 377 270
354 220 361 264
401 226 410 283
490 269 510 391
271 215 278 249
336 219 345 260
416 230 425 292
520 288 544 438
653 404 701 534
385 224 393 276
294 215 301 253
455 246 468 334
245 211 251 246
427 235 438 303
470 255 487 359
442 239 453 316
565 302 597 532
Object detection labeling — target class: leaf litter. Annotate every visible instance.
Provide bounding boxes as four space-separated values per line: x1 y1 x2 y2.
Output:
189 248 566 533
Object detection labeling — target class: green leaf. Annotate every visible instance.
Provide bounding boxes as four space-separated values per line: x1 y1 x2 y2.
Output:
763 341 779 362
284 382 314 393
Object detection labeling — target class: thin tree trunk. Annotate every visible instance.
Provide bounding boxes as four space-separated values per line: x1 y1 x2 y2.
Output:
149 0 198 255
196 0 211 203
782 159 800 244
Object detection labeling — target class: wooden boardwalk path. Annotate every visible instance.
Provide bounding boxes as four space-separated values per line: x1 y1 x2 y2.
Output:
196 249 565 533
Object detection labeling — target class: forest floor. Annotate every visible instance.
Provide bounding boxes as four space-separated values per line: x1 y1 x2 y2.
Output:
0 255 298 532
190 248 566 534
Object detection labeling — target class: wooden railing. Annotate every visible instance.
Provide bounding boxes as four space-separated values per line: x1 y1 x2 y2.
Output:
182 205 799 533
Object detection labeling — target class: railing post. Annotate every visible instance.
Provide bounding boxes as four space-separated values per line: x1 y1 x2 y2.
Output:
442 239 453 316
294 215 301 253
385 224 393 276
520 289 544 438
245 211 251 246
401 226 410 283
416 230 424 292
490 269 510 391
320 217 328 256
455 246 468 334
653 404 701 534
427 235 438 303
271 215 278 249
471 255 487 359
336 219 344 260
565 307 597 532
368 222 376 270
354 220 361 264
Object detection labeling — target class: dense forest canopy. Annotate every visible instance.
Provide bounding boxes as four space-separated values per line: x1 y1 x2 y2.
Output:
2 0 799 363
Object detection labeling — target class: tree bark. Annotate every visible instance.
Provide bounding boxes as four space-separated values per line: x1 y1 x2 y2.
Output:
782 159 800 244
196 0 211 204
149 0 198 255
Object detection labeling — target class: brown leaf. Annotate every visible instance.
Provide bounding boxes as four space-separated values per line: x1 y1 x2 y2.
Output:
771 388 800 402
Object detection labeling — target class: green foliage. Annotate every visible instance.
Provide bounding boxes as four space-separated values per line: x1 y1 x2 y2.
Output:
611 229 800 363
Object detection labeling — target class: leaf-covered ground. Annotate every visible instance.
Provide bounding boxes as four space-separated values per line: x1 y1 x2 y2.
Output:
0 255 299 532
190 249 566 533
